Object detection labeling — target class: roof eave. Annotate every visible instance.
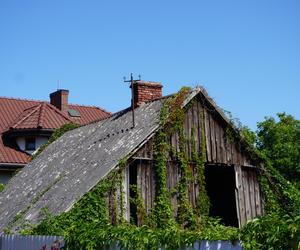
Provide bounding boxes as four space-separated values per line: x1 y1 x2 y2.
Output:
2 128 54 138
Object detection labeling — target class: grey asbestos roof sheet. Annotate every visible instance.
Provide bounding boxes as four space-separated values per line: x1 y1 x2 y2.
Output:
0 87 205 232
0 98 165 232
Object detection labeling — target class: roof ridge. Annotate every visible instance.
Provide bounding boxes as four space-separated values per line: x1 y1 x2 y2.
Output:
7 102 73 130
37 102 47 128
0 96 44 103
22 104 41 112
0 97 111 114
10 104 42 129
45 103 73 123
68 103 111 114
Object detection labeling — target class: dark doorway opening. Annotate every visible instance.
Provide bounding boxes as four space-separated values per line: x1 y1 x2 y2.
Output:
129 162 138 225
205 165 239 227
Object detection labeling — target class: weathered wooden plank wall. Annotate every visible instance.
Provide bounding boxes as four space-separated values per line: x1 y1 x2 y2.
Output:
235 166 263 227
119 95 263 227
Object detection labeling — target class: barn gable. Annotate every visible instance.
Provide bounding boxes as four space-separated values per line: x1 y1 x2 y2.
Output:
0 86 263 232
126 90 263 228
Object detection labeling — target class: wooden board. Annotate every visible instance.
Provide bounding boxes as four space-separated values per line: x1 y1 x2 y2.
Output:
234 165 246 227
209 115 217 163
123 166 130 221
192 102 199 155
248 170 256 218
197 101 204 157
219 124 226 164
253 171 262 216
204 108 212 162
215 119 222 163
242 169 252 221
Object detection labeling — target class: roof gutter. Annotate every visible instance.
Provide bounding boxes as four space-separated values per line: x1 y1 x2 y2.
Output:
0 163 26 170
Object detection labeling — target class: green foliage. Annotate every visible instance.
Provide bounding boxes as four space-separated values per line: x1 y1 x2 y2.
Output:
33 215 238 250
129 184 147 225
240 213 300 250
152 129 175 228
193 111 210 216
176 150 196 228
257 113 300 189
0 183 5 192
32 123 78 160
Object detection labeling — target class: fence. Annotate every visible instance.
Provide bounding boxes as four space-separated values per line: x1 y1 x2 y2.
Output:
0 235 242 250
0 235 64 250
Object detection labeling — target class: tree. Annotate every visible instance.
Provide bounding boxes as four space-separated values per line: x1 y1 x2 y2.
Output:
256 113 300 189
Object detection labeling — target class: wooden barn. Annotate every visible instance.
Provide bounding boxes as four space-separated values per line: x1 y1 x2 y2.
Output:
0 81 263 232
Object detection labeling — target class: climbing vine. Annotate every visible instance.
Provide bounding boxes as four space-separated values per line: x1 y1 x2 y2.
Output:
148 86 213 232
151 128 174 228
191 112 210 217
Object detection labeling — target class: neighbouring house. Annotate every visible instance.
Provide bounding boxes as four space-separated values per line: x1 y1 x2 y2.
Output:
0 89 110 183
0 81 264 232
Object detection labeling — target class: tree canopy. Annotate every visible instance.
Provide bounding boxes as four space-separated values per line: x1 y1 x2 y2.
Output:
256 113 300 189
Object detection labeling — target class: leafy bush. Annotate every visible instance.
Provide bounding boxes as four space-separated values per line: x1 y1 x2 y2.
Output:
241 213 300 250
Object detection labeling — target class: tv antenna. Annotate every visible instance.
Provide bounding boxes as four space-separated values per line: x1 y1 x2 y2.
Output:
124 73 141 128
57 80 60 90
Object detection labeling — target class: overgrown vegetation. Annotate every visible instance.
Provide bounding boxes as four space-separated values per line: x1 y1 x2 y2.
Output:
15 89 300 249
224 112 300 250
257 113 300 189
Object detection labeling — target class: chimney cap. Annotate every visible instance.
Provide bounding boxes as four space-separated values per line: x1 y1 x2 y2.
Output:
50 89 69 96
132 80 163 108
49 89 69 112
132 81 162 88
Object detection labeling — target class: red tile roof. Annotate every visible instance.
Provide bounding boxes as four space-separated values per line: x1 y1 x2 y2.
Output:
0 97 110 165
8 103 72 130
0 137 31 165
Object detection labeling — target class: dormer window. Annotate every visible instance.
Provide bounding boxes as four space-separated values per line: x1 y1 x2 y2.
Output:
25 138 36 151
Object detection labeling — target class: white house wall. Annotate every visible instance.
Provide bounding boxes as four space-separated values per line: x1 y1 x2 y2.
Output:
16 137 49 155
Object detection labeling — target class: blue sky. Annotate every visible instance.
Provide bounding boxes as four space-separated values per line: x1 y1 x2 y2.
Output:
1 0 299 130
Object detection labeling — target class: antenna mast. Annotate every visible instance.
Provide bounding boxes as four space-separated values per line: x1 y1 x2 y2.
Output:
124 73 141 128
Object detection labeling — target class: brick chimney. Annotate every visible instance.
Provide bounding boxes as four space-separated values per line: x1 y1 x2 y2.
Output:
132 81 163 108
50 89 69 113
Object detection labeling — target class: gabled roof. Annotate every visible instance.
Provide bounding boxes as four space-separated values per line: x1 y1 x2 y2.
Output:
8 102 72 131
0 87 249 232
0 97 111 165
